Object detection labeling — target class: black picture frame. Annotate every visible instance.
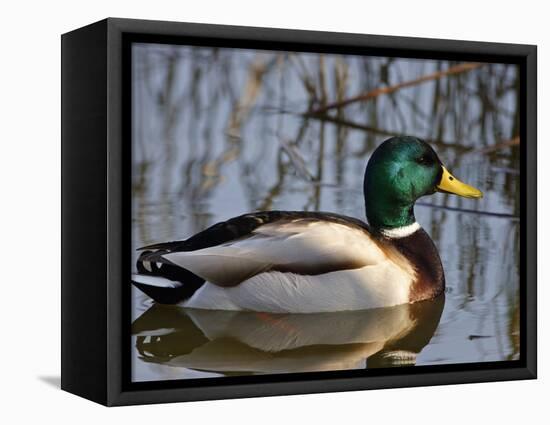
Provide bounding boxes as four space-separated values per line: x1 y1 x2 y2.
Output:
61 17 537 406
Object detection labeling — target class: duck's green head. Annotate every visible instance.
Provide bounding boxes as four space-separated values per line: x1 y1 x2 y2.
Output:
364 136 482 230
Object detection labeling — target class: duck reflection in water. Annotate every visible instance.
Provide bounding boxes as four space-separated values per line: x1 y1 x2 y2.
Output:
132 295 444 375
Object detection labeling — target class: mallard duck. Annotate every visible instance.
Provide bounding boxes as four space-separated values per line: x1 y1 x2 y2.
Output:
132 136 482 313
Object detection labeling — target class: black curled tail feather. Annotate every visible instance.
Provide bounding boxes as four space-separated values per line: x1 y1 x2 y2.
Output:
132 279 206 305
133 251 205 304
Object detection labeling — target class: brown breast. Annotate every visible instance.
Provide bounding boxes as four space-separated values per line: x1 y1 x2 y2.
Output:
379 228 445 303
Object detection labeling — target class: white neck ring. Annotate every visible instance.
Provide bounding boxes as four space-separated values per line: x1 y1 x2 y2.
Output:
380 222 421 239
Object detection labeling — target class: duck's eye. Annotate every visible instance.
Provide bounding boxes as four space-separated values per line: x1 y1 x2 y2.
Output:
417 155 433 166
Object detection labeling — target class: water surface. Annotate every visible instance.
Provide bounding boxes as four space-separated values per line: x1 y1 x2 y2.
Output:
131 44 520 382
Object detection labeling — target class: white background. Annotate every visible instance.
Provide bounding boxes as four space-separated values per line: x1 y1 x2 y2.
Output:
1 0 546 423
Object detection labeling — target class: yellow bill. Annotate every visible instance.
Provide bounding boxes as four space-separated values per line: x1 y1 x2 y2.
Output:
437 166 483 199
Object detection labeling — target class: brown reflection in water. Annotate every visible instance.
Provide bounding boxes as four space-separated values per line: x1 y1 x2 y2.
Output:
133 296 445 376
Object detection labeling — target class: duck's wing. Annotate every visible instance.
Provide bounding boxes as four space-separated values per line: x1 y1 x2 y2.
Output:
140 211 389 288
139 211 317 253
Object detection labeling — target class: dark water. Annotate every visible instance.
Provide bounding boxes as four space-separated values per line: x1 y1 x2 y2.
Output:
130 43 520 382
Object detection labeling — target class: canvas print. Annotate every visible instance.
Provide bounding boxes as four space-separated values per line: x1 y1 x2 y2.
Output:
130 43 520 382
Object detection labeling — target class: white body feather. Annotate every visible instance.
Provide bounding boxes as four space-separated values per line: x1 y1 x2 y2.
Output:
154 220 416 313
183 264 411 312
